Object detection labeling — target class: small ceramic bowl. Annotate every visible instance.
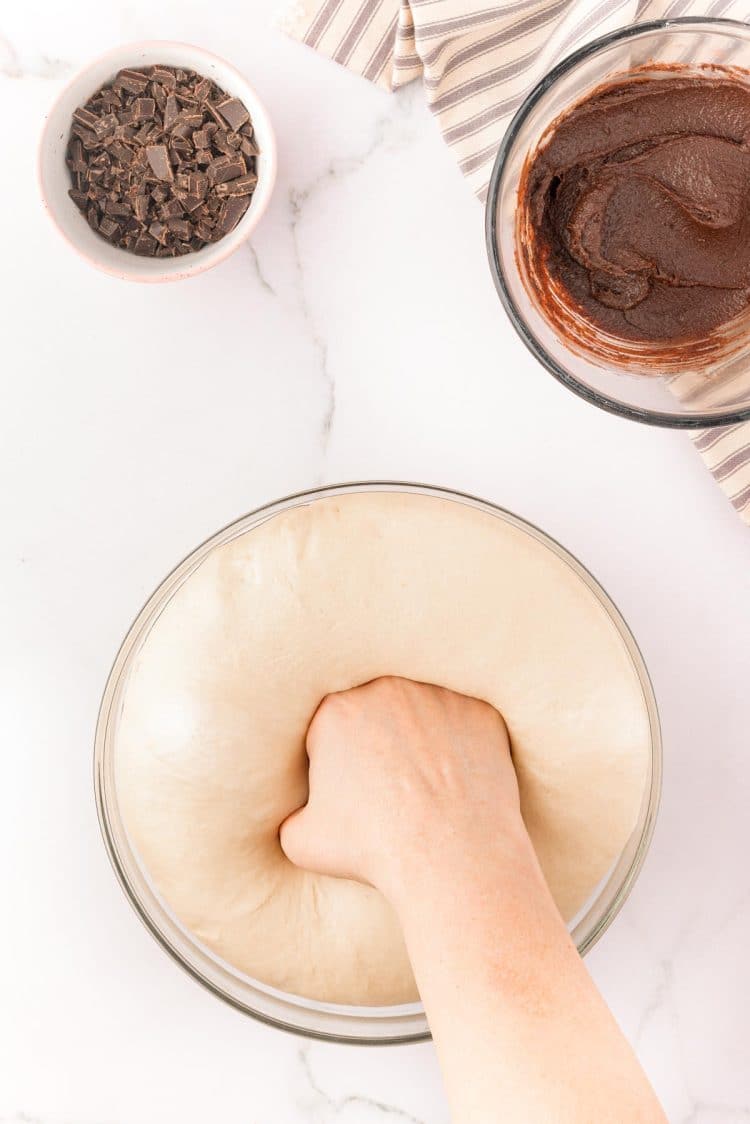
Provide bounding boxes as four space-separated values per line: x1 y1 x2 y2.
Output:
39 41 277 282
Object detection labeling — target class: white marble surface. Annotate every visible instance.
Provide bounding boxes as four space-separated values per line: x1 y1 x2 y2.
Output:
2 2 750 1121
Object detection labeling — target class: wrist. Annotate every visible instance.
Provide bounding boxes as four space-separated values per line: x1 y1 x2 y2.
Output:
377 809 543 918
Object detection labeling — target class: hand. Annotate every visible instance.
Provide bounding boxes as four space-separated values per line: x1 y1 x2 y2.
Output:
280 676 526 904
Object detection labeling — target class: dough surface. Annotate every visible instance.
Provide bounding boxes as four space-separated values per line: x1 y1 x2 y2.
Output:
115 490 652 1006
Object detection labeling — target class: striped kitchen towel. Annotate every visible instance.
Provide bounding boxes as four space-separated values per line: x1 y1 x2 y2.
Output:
281 0 750 524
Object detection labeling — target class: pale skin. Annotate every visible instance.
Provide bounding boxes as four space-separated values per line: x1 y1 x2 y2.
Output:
281 677 667 1124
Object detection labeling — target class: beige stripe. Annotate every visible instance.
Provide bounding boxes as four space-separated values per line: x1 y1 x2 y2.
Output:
708 442 750 483
439 0 637 145
421 0 570 77
443 84 536 144
459 136 511 174
731 482 750 511
412 0 547 42
694 424 743 453
662 0 694 15
334 0 388 64
430 48 538 111
303 0 349 48
364 11 400 79
552 0 635 61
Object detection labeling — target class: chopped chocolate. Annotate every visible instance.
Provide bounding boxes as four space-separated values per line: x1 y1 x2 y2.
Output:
99 216 121 240
133 194 150 222
134 232 158 255
65 65 260 257
148 220 168 244
215 172 258 197
150 66 177 87
181 194 204 213
206 153 246 184
163 94 179 130
189 171 208 198
216 97 250 131
93 112 119 138
192 125 215 149
167 218 192 240
146 144 173 181
134 121 156 145
104 199 132 217
72 107 99 130
193 77 212 101
159 198 185 219
115 68 149 94
215 194 251 236
133 97 156 121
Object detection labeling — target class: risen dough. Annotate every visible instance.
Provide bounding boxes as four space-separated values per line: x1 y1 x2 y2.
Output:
115 490 651 1006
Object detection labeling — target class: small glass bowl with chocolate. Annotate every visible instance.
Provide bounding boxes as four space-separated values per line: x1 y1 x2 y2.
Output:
486 18 750 428
39 42 277 282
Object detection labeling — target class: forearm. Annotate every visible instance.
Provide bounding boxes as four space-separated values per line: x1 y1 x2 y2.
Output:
395 827 666 1124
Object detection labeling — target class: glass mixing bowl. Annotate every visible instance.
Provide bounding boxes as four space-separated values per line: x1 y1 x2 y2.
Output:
485 18 750 429
95 482 662 1043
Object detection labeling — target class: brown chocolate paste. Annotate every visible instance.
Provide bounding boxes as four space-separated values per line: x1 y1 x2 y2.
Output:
520 69 750 359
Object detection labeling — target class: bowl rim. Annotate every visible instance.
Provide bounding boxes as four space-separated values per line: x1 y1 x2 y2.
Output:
38 39 278 283
94 480 663 1044
484 16 750 430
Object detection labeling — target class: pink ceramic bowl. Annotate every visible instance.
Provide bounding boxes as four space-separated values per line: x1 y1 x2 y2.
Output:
39 41 277 283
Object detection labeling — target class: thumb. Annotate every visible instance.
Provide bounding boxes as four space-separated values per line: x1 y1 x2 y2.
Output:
279 803 313 869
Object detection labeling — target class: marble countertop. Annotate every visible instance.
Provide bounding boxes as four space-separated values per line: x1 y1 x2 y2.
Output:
3 2 750 1121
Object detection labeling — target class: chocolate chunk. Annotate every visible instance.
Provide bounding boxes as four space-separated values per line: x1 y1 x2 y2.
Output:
104 199 132 216
156 87 170 116
115 68 149 94
206 154 246 184
149 66 177 87
163 94 179 130
167 218 192 240
68 138 87 172
188 171 208 199
134 121 156 145
95 114 122 139
148 220 168 244
134 232 158 255
109 141 134 165
215 194 251 235
216 97 250 131
133 194 150 221
159 198 185 219
146 144 174 181
72 107 99 129
215 173 258 197
133 97 156 121
99 216 120 240
192 125 215 149
179 111 203 128
183 195 204 213
195 219 215 241
193 77 213 101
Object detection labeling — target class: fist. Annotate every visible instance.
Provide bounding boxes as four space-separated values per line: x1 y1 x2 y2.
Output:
280 677 520 904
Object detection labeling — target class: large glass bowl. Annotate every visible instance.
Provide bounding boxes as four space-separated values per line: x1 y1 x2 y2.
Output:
485 18 750 429
94 482 662 1044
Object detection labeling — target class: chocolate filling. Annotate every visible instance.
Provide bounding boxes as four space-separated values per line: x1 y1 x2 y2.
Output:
521 70 750 351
